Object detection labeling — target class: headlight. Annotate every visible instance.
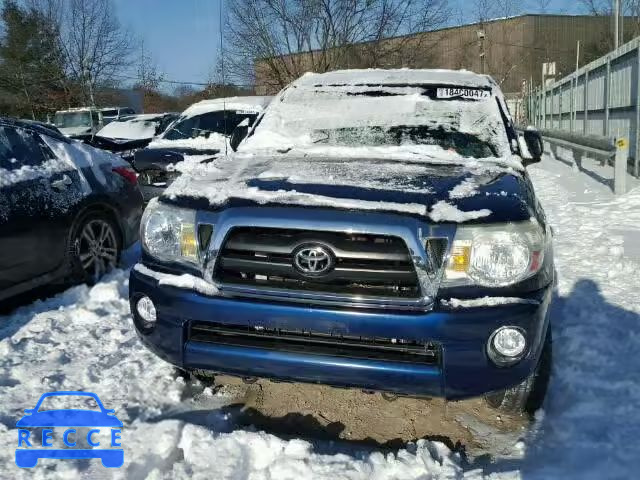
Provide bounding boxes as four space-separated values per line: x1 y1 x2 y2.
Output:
141 199 199 264
443 220 546 287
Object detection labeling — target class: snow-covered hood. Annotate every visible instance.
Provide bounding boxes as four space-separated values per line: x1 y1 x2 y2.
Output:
163 154 534 223
133 147 219 173
59 125 93 137
134 135 227 172
147 133 229 152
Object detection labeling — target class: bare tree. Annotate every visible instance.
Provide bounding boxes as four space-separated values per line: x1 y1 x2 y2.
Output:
136 41 165 92
224 0 450 92
579 0 612 15
471 0 528 90
58 0 133 105
528 0 553 13
579 0 640 51
0 1 66 118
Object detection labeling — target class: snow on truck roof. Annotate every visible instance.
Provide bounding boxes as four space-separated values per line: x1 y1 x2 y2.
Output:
181 96 273 118
293 69 495 89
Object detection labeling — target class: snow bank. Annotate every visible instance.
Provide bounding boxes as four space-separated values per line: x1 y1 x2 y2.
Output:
0 268 483 480
3 153 640 479
174 426 473 480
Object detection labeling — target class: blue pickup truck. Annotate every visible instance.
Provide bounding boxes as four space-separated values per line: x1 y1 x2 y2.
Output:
129 69 553 414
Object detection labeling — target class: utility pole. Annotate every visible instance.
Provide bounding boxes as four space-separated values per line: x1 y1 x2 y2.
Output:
620 0 624 46
477 26 486 74
614 0 620 50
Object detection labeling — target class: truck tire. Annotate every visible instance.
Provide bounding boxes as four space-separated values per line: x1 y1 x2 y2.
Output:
484 327 552 415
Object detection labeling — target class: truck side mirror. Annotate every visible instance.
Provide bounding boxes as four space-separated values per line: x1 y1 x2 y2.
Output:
522 128 544 166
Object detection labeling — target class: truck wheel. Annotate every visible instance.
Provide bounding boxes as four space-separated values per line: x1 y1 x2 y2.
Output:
484 327 552 415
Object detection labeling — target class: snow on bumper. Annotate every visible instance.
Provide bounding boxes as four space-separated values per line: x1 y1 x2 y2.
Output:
129 267 552 399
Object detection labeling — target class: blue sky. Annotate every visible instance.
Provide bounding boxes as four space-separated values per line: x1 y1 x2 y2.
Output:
113 0 586 91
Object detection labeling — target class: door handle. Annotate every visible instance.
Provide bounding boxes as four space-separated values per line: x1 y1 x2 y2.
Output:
51 174 72 190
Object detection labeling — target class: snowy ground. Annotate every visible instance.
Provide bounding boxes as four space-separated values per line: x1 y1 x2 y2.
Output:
1 154 640 479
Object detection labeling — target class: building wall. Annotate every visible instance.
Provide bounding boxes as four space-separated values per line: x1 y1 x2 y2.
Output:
255 15 629 96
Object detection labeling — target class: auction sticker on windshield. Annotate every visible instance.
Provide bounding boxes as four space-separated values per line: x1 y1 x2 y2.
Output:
437 88 490 100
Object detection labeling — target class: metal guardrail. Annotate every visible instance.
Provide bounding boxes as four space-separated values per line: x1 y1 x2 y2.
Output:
522 127 629 194
525 36 640 179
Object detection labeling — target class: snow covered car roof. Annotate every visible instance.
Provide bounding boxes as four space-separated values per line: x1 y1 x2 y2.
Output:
180 96 273 119
145 96 274 153
96 113 169 141
0 116 69 143
293 68 495 89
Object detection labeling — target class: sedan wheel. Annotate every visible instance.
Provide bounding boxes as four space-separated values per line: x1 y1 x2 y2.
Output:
76 218 119 283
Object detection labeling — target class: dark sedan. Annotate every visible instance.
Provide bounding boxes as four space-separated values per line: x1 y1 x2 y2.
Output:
0 117 143 303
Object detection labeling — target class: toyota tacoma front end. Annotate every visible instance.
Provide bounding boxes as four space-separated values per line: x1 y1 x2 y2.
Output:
129 69 554 413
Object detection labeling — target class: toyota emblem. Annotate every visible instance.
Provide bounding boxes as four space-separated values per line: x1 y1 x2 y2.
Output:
293 244 334 276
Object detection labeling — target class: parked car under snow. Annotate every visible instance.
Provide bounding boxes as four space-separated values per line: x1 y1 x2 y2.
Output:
54 106 136 137
132 96 272 201
73 113 179 163
130 69 553 415
0 117 144 303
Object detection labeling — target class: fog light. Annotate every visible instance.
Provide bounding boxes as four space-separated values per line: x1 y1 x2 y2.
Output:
489 327 526 364
136 296 157 324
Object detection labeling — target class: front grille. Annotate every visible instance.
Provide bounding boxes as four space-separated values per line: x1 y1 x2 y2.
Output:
189 322 441 365
214 227 420 299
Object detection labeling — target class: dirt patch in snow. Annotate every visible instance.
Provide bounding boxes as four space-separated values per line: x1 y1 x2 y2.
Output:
207 375 528 458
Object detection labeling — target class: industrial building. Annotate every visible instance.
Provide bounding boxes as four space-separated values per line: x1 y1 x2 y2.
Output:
255 14 636 96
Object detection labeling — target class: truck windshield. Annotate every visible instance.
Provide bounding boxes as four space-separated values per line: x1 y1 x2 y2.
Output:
54 111 92 128
311 125 497 158
246 85 510 159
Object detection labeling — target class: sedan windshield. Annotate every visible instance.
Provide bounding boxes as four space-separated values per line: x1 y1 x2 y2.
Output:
163 110 258 141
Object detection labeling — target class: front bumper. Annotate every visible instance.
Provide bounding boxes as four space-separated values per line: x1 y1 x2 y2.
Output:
129 268 552 399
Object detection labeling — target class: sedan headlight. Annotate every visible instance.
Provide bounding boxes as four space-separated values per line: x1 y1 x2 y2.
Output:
141 199 199 264
443 220 547 287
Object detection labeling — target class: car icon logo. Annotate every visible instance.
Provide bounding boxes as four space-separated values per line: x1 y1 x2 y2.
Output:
15 391 124 468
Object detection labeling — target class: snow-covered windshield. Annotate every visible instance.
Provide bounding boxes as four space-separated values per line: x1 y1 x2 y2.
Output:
97 115 161 140
54 111 93 128
163 110 258 141
244 84 510 159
